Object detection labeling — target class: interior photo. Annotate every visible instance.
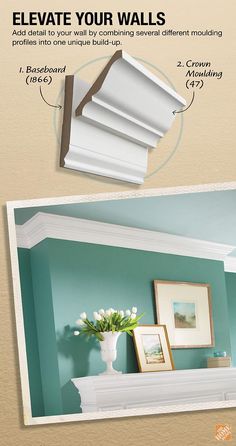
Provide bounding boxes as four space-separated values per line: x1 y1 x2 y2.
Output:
10 188 236 423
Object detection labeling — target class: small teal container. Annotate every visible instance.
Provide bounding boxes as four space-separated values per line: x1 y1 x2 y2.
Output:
214 351 227 358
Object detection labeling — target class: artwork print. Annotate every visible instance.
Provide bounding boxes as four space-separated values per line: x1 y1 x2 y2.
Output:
141 334 165 364
173 302 196 329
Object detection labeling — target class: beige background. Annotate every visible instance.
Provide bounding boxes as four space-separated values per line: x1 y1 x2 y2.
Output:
1 1 236 444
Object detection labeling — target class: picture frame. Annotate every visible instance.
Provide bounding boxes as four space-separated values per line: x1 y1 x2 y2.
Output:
153 280 215 349
133 325 174 372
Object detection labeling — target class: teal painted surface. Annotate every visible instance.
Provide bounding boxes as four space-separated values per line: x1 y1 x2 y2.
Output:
225 272 236 366
14 189 236 245
46 240 231 379
30 241 63 416
18 239 232 417
18 249 44 417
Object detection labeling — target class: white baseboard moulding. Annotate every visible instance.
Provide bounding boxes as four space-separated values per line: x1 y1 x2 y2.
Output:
71 368 236 413
16 212 236 272
60 50 186 184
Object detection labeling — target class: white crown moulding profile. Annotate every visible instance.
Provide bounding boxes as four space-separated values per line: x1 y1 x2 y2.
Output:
60 50 186 184
15 212 236 272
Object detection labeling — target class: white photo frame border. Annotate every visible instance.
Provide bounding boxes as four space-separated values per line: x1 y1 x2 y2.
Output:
154 280 214 348
6 181 236 425
133 325 175 372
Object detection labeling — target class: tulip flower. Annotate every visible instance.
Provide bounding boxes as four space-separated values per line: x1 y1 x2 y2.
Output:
76 319 85 326
72 307 144 341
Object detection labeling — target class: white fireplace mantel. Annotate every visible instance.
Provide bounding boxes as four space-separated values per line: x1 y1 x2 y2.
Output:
71 368 236 413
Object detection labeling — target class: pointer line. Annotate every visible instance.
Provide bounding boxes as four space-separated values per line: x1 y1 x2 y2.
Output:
173 91 195 114
40 86 62 109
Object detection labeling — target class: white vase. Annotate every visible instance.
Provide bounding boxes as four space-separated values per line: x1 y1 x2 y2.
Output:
99 331 122 375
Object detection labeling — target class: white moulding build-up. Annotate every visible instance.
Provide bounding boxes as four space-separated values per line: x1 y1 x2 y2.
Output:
60 51 186 184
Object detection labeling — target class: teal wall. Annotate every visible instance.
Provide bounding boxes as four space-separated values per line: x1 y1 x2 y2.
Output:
225 272 236 366
19 243 64 417
30 240 63 416
18 239 233 418
18 249 44 417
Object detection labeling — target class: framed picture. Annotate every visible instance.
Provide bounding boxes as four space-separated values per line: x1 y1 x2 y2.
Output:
154 280 215 349
133 325 174 372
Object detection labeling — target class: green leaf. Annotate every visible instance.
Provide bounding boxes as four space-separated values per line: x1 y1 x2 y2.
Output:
95 332 104 341
135 312 145 321
120 324 138 332
84 319 100 332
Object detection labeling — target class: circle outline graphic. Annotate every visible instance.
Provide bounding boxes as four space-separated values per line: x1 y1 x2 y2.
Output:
54 55 184 181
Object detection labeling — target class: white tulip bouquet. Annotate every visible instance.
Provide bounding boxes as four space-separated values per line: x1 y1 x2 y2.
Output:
74 307 144 341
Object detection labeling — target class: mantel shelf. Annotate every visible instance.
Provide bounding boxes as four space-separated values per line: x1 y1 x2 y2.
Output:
71 368 236 413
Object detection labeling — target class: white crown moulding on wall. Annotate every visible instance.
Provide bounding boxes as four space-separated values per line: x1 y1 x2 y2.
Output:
15 212 236 272
60 50 186 184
